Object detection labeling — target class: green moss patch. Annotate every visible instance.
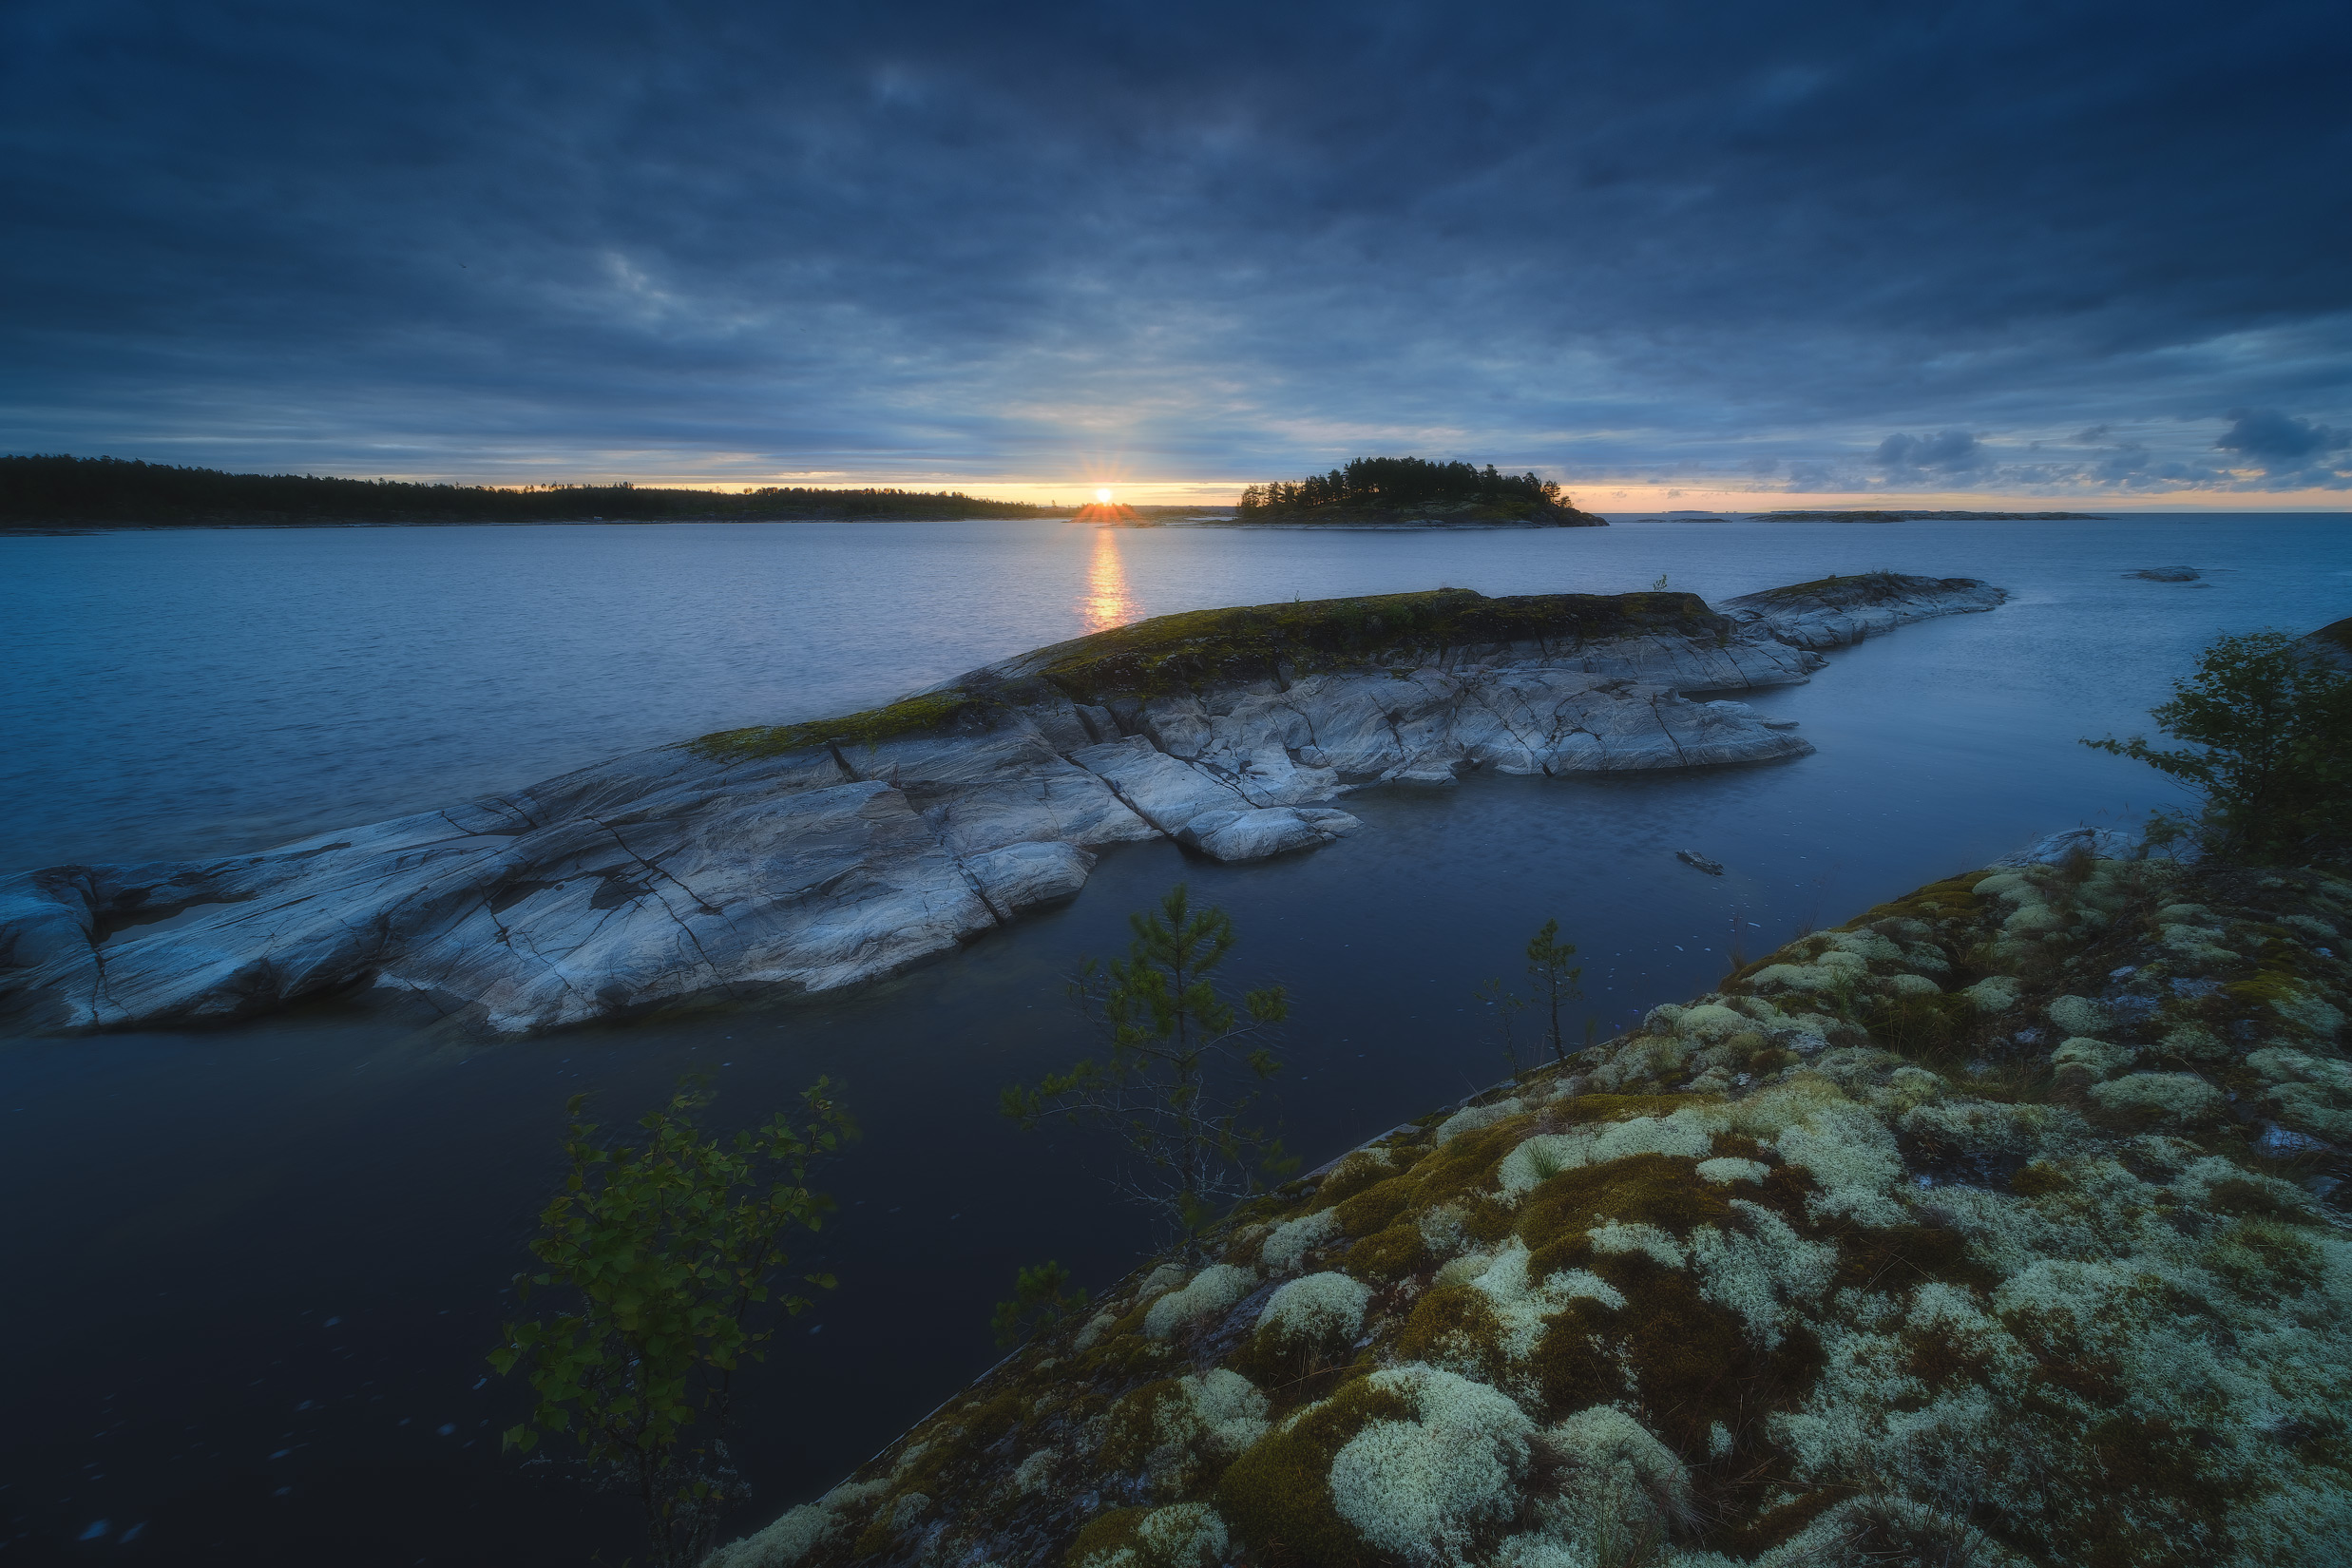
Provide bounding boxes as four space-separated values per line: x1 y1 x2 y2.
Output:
1516 1153 1733 1276
1216 1377 1410 1566
1065 1506 1155 1567
1003 588 1724 706
690 688 978 760
1393 1286 1510 1386
1341 1222 1429 1281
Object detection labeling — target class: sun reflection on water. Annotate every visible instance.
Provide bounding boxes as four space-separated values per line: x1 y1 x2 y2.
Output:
1081 525 1139 632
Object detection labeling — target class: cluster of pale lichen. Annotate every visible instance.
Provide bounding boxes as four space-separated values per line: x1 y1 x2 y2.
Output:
710 851 2351 1568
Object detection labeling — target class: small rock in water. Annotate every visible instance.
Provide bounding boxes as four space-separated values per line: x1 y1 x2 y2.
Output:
1676 850 1725 875
2125 566 2201 582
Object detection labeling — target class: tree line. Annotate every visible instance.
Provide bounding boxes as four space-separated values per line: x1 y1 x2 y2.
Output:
1237 456 1565 514
0 454 1051 524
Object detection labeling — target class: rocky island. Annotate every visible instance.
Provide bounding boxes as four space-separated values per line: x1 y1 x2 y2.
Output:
708 833 2352 1568
0 572 2000 1038
1233 458 1606 526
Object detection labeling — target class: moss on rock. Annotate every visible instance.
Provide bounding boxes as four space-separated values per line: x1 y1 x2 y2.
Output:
714 846 2352 1568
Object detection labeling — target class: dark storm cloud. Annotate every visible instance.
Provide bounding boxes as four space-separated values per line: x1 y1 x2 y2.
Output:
2219 409 2350 466
1872 431 1991 476
2 0 2348 493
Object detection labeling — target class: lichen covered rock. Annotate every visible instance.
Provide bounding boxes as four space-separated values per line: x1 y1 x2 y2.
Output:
714 852 2350 1568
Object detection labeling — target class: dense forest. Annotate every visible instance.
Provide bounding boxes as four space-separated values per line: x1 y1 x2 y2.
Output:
0 455 1052 525
1235 456 1599 525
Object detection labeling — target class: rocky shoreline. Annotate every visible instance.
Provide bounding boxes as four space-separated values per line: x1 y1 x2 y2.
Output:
707 835 2352 1568
0 573 2002 1038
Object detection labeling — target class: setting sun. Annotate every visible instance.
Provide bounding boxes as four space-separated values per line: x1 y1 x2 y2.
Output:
1094 487 1112 504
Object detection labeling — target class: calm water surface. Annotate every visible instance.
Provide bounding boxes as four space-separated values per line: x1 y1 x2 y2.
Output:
3 514 2347 1563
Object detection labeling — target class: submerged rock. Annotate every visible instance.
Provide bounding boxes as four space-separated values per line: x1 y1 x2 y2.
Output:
717 848 2352 1568
0 575 2005 1038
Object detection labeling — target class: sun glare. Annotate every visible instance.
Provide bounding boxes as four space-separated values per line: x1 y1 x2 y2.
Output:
1094 487 1113 504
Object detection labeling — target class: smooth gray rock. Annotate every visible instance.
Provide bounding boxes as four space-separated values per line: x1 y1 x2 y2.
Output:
0 576 2006 1037
1994 826 2146 867
1720 574 2007 651
1176 807 1362 861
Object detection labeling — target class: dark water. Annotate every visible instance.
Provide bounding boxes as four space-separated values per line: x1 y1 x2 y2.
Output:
3 515 2347 1562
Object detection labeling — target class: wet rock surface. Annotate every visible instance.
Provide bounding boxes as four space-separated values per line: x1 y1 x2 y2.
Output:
0 576 2004 1038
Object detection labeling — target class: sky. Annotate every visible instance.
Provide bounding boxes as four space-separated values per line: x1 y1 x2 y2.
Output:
4 0 2349 508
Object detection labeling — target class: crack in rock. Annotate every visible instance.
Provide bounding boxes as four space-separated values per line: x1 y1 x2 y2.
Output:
0 578 2002 1037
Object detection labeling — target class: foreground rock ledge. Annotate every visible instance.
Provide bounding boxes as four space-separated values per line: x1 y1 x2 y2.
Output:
0 573 2001 1037
712 844 2352 1568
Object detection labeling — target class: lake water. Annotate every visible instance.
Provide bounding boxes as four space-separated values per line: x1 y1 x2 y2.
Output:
3 513 2347 1563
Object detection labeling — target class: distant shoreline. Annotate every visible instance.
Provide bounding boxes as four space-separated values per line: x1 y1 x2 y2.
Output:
1760 508 2109 521
0 454 1061 529
0 513 1078 534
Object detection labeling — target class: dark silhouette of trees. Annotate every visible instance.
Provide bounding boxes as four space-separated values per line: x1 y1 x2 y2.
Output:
0 454 1051 525
1236 456 1568 518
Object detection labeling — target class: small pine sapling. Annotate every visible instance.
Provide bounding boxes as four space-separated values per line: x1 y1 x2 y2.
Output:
991 1260 1087 1348
1525 918 1585 1064
1004 884 1293 1252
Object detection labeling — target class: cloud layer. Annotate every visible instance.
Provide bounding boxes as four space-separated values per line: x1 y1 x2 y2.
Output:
3 0 2347 497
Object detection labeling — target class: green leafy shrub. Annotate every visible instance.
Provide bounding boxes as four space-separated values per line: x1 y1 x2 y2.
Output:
490 1079 853 1567
2086 628 2352 857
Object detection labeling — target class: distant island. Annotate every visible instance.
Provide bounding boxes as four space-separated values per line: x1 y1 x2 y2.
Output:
1233 457 1606 526
1764 508 2108 522
0 454 1054 526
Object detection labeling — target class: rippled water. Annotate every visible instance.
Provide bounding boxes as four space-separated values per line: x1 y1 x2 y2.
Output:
2 513 2346 1562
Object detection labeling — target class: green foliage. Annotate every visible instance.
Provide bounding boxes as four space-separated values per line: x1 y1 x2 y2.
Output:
1004 884 1293 1250
1237 456 1572 520
489 1078 854 1567
2084 629 2352 857
0 453 1048 525
691 689 975 760
1525 917 1585 1063
990 1259 1088 1348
